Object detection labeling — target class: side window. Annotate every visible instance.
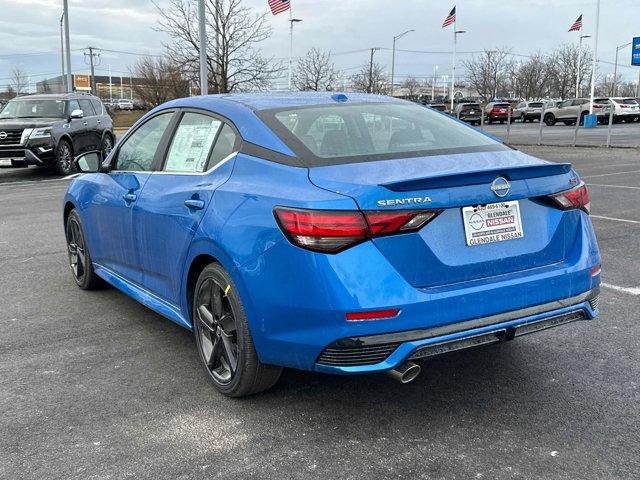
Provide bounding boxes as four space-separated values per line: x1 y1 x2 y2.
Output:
67 99 80 115
79 99 96 116
116 113 173 171
164 113 222 173
208 124 238 168
91 99 103 115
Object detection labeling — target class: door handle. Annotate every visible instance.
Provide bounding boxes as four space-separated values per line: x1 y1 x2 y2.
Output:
97 119 101 124
123 193 137 203
83 121 88 126
184 199 205 210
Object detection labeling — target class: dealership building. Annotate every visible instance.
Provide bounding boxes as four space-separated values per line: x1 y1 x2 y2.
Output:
36 74 149 101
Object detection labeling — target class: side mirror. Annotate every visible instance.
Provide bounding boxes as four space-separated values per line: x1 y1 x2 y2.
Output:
69 109 84 120
74 151 103 173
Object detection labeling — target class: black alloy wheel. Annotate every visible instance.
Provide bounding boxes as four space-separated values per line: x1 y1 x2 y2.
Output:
101 135 114 159
56 140 76 175
195 276 239 385
193 263 282 397
65 209 101 289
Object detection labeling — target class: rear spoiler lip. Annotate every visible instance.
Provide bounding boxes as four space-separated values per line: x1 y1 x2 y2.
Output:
379 163 573 192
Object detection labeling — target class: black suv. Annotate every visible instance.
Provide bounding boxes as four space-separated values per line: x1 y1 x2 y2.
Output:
0 93 114 175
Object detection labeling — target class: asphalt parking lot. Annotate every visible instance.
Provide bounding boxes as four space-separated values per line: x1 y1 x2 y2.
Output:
1 146 639 479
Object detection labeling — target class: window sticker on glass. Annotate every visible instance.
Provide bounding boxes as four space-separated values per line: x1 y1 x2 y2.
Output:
165 113 222 173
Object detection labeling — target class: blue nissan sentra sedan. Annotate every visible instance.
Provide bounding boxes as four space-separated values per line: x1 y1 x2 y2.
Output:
63 92 601 397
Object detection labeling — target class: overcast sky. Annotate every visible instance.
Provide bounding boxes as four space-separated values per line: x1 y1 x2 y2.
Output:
1 0 639 91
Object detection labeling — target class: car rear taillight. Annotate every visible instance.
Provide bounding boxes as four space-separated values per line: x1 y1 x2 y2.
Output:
274 207 441 253
547 182 590 214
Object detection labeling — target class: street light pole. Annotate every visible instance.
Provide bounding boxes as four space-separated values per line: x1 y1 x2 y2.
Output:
198 0 208 95
451 26 466 110
288 11 303 91
612 42 632 96
391 29 414 97
432 65 438 101
60 12 65 89
576 34 591 97
588 0 600 115
63 0 72 93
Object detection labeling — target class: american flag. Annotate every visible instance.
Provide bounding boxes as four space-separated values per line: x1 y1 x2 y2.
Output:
268 0 290 15
442 6 456 28
568 14 582 32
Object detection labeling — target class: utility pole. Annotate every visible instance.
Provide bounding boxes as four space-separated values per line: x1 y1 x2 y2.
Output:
368 48 379 94
63 0 72 93
60 12 65 90
198 0 208 95
84 47 100 94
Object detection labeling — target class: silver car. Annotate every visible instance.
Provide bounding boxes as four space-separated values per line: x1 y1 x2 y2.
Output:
514 101 543 122
543 98 611 126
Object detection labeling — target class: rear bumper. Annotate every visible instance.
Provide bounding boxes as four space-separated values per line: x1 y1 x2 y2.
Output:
239 210 601 372
315 287 598 374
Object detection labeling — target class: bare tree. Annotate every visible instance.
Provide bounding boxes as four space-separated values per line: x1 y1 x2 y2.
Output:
350 62 388 95
401 76 421 98
155 0 282 93
546 43 592 99
132 56 190 106
10 67 28 96
463 49 511 101
293 48 340 91
507 53 549 100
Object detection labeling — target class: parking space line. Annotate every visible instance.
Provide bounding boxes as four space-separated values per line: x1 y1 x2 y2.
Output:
591 215 640 225
583 169 640 179
601 283 640 296
587 183 640 190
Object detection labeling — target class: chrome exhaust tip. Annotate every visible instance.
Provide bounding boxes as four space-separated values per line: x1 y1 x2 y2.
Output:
385 361 421 384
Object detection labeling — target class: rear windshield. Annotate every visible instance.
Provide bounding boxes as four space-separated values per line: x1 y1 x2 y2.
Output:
462 103 480 108
528 103 543 108
492 103 510 108
261 103 505 167
622 98 638 105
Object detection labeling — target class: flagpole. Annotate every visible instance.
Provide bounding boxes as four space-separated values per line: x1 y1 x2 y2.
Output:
451 16 456 111
288 7 293 90
588 0 600 115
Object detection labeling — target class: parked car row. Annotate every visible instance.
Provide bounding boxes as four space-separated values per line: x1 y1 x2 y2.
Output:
441 97 639 127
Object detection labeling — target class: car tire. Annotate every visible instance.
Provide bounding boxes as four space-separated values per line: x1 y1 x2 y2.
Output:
55 140 76 176
101 134 114 159
65 209 102 290
544 114 556 126
193 263 282 397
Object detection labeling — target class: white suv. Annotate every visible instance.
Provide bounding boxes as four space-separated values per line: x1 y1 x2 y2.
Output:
608 98 639 123
116 99 134 111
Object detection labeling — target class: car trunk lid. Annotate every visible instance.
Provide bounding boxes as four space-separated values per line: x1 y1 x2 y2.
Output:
308 149 580 288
